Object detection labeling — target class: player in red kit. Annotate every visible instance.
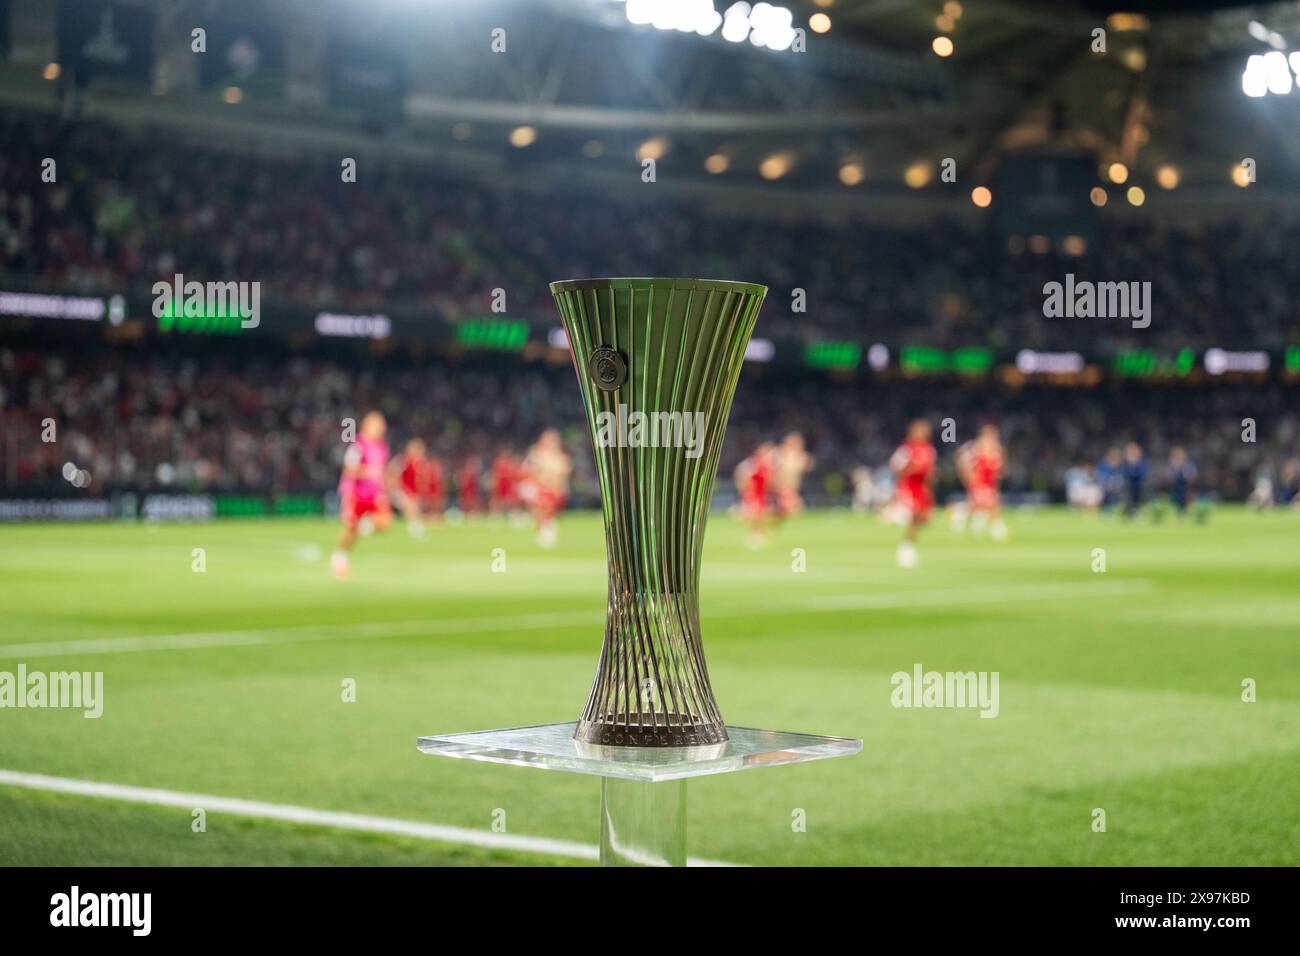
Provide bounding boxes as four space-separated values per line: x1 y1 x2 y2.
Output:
961 424 1007 541
390 438 444 538
889 419 935 568
734 442 775 549
952 424 1006 539
424 453 446 523
332 410 392 579
489 449 522 518
458 456 484 516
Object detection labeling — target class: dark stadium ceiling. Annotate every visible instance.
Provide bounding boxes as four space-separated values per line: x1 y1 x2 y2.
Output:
5 0 1300 199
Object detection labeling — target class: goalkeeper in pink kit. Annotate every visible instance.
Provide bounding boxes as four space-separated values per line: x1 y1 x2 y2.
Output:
332 411 392 579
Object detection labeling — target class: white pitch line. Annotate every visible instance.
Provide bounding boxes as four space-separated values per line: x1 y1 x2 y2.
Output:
0 769 738 867
0 610 598 659
0 579 1149 659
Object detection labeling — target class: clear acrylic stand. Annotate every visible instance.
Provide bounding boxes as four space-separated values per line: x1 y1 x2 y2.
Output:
418 722 862 866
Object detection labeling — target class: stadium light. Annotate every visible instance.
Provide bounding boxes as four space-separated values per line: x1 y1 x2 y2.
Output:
971 186 992 207
1089 186 1108 207
704 152 730 173
1107 162 1128 184
904 162 932 188
624 1 725 39
722 4 750 42
809 13 831 34
636 136 669 161
932 36 954 57
759 152 792 179
43 62 60 80
625 0 650 25
749 4 797 51
1155 164 1179 189
1242 50 1294 96
710 2 797 49
839 162 864 186
1264 51 1293 94
1243 54 1268 97
1106 13 1149 32
1126 185 1146 206
509 126 537 148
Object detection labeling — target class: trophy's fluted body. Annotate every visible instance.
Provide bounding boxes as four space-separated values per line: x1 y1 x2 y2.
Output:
550 278 766 747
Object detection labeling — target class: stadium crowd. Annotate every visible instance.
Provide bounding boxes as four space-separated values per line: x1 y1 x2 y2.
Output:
3 106 1298 507
3 344 1297 506
3 109 1299 351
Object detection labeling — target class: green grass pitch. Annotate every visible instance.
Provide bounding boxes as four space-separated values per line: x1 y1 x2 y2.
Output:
1 506 1298 866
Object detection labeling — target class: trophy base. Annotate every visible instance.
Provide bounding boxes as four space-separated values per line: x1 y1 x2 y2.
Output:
574 716 727 748
418 721 861 866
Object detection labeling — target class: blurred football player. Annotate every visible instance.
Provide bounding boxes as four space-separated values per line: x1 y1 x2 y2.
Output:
490 448 522 518
772 431 814 523
521 429 571 548
1167 446 1196 516
457 456 484 516
1247 466 1274 511
851 466 876 514
889 419 935 569
1122 441 1148 518
1098 447 1125 512
734 441 775 549
332 410 391 579
390 438 443 538
1065 463 1103 513
957 424 1007 540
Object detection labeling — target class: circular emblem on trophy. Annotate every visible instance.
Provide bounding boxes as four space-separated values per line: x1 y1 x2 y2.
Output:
588 347 627 392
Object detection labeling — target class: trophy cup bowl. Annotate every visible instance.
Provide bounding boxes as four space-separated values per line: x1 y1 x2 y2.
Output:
550 278 767 747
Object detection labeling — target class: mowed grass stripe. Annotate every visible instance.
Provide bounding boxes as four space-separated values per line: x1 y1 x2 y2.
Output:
0 579 1150 659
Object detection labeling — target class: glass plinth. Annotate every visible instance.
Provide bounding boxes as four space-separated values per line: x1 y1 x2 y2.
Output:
418 721 861 782
418 722 861 866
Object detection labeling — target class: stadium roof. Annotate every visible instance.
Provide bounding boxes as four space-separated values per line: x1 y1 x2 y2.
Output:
4 0 1300 205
